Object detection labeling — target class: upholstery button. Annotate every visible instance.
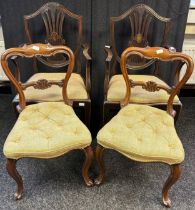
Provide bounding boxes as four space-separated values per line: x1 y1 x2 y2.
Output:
137 137 142 142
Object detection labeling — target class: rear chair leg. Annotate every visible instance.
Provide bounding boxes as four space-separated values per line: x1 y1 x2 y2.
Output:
82 146 94 187
85 102 91 129
95 144 105 185
162 164 181 207
6 159 24 200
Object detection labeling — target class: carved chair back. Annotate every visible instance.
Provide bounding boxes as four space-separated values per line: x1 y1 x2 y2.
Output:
110 4 171 74
24 2 82 71
1 43 74 112
120 47 194 117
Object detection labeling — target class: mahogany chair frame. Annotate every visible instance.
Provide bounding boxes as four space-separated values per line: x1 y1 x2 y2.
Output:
12 2 92 128
103 4 183 124
1 43 94 200
96 46 194 207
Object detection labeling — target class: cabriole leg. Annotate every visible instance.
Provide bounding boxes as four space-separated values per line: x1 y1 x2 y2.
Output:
162 164 181 207
6 158 24 200
95 144 105 185
82 146 94 187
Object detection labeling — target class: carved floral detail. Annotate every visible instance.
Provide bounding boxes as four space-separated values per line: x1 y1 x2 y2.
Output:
47 32 65 45
33 79 52 89
142 81 160 92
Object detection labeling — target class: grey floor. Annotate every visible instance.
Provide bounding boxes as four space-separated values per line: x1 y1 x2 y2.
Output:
0 94 195 210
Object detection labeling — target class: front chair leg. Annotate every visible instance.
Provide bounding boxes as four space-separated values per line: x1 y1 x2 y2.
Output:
162 164 181 208
6 159 24 200
82 146 94 187
94 144 105 185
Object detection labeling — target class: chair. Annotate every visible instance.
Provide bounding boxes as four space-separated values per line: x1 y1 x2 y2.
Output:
1 43 94 200
12 2 92 128
103 4 183 124
95 46 194 207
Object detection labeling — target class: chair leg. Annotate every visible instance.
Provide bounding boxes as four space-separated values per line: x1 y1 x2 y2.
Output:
94 144 105 185
103 103 111 126
82 146 94 187
6 159 24 200
85 102 91 129
162 164 181 207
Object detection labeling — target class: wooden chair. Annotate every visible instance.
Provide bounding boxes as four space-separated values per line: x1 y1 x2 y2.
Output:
96 46 194 207
1 43 94 200
12 2 92 128
103 4 183 124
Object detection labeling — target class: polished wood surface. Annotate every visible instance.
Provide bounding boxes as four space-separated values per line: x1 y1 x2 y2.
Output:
120 47 194 117
96 46 194 207
1 43 94 199
94 144 105 185
1 43 75 111
12 2 92 128
102 4 184 124
162 164 181 207
6 159 24 200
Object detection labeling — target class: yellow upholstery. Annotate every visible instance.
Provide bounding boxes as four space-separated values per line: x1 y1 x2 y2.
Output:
107 75 180 103
14 73 88 102
97 104 184 165
3 102 91 159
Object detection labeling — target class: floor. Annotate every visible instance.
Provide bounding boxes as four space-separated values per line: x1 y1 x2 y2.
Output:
0 95 195 210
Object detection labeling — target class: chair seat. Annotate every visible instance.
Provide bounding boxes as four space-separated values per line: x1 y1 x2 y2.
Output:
97 104 184 165
14 73 88 102
4 102 91 159
107 75 180 104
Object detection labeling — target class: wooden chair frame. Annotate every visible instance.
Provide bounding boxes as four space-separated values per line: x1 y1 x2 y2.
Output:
96 46 194 207
103 4 183 124
12 2 92 128
1 43 94 200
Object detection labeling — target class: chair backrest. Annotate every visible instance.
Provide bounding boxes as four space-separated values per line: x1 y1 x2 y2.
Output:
110 4 171 72
120 47 194 117
24 2 82 69
1 43 74 112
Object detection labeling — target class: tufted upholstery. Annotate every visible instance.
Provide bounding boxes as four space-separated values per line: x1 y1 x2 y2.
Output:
107 75 180 103
3 102 91 159
97 104 184 165
14 73 88 102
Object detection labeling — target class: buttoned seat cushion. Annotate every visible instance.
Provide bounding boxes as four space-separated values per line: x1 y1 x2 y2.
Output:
97 104 184 165
3 102 91 159
14 73 88 102
107 75 180 103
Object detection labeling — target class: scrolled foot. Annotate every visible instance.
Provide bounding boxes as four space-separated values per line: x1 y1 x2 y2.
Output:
6 159 24 200
14 192 23 200
82 146 94 187
94 177 103 186
95 144 105 186
85 179 94 187
162 164 181 208
163 197 171 208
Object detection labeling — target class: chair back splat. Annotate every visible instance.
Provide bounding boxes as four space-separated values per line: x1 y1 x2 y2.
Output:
1 43 75 112
110 3 171 72
120 47 194 117
24 2 83 70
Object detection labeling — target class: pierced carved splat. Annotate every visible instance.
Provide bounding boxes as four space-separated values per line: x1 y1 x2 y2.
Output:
129 7 152 48
24 2 83 68
41 3 65 46
110 4 171 70
21 79 64 90
129 79 172 94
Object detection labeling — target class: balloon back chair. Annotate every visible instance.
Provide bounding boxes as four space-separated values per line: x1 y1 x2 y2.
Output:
12 2 92 128
103 4 183 124
1 43 93 200
96 46 194 207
